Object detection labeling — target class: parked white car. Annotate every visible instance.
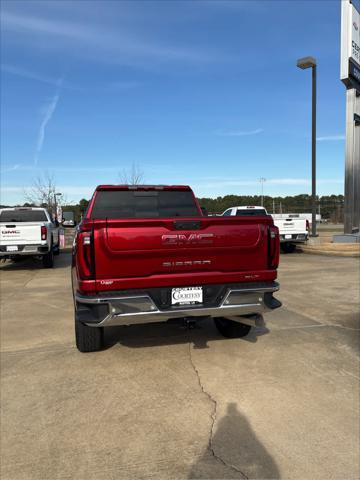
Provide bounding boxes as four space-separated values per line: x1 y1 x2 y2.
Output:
222 206 309 253
0 207 60 267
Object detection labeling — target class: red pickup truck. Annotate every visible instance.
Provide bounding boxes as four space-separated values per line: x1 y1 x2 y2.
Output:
72 185 281 352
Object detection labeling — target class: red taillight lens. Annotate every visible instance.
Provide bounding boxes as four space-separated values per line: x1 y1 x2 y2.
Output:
269 226 280 269
77 231 95 279
41 226 47 241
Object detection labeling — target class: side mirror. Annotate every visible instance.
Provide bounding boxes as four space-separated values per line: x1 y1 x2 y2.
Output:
200 207 208 216
54 220 59 227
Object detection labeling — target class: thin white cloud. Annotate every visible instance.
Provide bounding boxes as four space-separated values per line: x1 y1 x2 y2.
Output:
317 135 345 141
215 128 264 137
1 64 64 88
1 11 215 65
34 78 62 165
0 164 21 173
1 186 95 196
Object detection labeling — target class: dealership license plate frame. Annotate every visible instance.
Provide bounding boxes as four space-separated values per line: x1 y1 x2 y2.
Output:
171 286 203 306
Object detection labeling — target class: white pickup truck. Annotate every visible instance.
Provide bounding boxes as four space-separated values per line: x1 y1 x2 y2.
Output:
222 206 308 253
0 207 60 267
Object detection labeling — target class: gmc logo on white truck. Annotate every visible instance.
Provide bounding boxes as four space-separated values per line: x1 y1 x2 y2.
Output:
161 233 214 245
1 230 20 235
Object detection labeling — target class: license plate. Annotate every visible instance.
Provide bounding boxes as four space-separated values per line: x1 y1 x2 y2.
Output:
6 246 18 252
171 286 203 305
285 234 292 239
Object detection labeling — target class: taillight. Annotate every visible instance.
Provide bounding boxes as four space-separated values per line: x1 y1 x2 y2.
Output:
306 220 310 231
77 231 95 279
41 226 47 241
269 226 280 269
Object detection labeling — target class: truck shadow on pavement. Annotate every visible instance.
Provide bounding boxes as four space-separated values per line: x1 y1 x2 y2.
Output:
104 320 270 350
0 252 71 271
189 402 280 479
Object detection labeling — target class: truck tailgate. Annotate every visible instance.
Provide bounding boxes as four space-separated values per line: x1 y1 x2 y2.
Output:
273 217 307 233
92 216 275 290
0 223 42 245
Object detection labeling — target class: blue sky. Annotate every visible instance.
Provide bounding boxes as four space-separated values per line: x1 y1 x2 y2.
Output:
0 0 350 205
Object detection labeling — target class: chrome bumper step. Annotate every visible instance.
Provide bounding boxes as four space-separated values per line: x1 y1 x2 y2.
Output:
75 283 280 328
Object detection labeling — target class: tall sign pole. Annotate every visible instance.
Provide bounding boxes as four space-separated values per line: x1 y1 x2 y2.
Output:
297 56 318 236
311 63 317 237
340 0 360 234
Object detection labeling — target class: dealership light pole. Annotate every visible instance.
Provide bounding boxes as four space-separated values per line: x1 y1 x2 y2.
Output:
297 56 317 237
259 177 266 206
54 192 62 222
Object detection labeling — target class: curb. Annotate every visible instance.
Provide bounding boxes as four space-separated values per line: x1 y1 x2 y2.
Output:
299 244 360 258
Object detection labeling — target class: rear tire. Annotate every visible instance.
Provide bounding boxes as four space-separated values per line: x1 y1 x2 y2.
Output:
214 317 252 338
75 316 104 353
281 243 296 254
42 247 54 268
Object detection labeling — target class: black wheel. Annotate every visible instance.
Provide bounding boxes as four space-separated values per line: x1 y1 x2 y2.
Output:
42 247 54 268
281 243 296 254
214 317 252 338
75 315 104 353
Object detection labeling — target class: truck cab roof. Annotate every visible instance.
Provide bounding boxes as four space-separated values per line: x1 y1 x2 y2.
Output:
234 206 267 211
0 207 47 211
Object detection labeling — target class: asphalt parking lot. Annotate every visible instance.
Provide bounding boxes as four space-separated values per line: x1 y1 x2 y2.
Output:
1 253 359 480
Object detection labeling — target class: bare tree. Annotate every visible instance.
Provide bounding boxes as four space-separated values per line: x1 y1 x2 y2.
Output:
24 172 67 217
119 163 145 185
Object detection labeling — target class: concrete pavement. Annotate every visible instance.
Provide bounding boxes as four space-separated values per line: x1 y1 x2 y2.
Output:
1 253 359 479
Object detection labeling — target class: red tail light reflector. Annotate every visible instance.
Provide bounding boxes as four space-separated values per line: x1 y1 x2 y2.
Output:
77 231 95 279
41 226 47 241
269 226 280 269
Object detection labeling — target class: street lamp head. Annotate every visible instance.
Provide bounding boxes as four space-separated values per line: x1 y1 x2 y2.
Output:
297 56 317 69
55 192 62 196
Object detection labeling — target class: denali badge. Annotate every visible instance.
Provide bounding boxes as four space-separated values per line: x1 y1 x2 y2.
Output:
161 233 214 245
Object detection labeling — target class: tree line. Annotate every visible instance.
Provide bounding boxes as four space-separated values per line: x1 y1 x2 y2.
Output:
197 194 344 221
1 195 344 223
0 173 344 223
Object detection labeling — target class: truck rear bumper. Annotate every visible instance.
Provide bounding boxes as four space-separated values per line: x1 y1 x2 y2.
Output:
0 244 49 256
75 282 281 328
280 233 308 243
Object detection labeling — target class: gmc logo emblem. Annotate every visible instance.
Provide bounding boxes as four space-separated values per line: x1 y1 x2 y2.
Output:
162 233 214 245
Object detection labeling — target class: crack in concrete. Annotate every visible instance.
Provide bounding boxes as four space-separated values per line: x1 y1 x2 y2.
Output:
283 306 360 331
187 340 248 479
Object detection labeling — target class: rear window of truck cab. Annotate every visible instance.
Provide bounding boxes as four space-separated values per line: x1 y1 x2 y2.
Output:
236 209 268 216
90 190 199 219
0 210 48 222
